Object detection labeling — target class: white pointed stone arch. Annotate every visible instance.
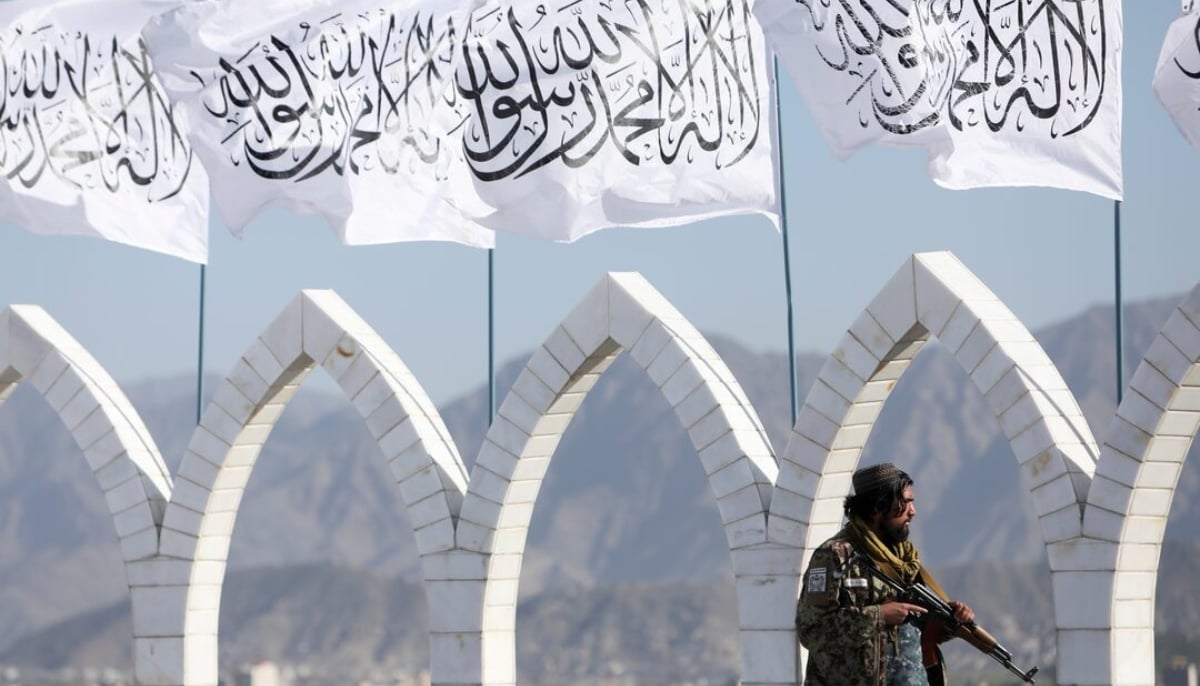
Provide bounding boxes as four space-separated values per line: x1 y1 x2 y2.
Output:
451 272 777 686
764 251 1098 684
1059 283 1200 686
0 306 170 562
142 290 468 686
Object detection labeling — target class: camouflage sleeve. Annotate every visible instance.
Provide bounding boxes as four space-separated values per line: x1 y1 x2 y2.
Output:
795 546 884 648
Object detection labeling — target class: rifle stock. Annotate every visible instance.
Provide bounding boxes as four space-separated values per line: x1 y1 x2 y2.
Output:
854 553 1039 684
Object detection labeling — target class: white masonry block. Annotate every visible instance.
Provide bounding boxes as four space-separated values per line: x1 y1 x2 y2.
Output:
719 485 769 527
1159 410 1200 437
628 317 672 370
1086 475 1133 516
914 254 971 336
1113 570 1157 600
6 310 55 375
1113 597 1154 628
782 433 831 477
258 295 305 369
183 633 219 686
832 332 882 382
132 585 189 637
135 636 185 686
739 629 797 685
1082 505 1124 542
1135 461 1182 489
1051 571 1113 628
1046 539 1119 571
687 405 740 453
1128 488 1172 518
558 277 610 355
661 358 713 408
1039 502 1084 543
936 303 982 355
768 485 815 527
817 356 866 406
1056 629 1112 686
675 379 739 430
608 276 657 348
865 257 917 342
544 325 588 376
242 338 286 391
1117 543 1161 572
209 381 256 427
481 629 516 685
858 378 896 404
1162 309 1200 361
792 407 839 451
1122 516 1167 545
736 574 795 629
121 526 161 562
1145 335 1191 384
1112 628 1157 686
644 336 689 388
804 380 851 425
710 459 758 499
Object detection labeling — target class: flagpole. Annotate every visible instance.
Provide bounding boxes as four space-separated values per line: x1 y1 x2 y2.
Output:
488 247 495 423
1114 200 1123 404
196 264 207 425
772 57 798 426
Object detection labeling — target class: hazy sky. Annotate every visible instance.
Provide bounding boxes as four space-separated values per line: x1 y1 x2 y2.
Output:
0 4 1195 410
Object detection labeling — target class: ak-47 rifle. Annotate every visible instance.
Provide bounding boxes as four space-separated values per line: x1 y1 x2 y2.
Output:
855 553 1039 684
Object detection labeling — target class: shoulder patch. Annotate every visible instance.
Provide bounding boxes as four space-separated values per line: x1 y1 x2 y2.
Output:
802 561 839 607
807 567 828 593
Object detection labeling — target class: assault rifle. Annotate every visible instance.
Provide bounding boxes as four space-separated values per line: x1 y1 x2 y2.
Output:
854 553 1039 684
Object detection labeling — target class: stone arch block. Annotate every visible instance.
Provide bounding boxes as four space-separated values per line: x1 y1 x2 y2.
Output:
451 272 777 686
764 251 1098 685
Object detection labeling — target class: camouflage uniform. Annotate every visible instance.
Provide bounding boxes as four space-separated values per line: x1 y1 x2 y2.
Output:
796 525 938 686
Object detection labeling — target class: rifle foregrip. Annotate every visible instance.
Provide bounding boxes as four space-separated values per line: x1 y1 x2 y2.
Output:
957 623 1000 652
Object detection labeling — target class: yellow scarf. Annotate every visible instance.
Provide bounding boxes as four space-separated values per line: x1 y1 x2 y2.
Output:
848 515 950 601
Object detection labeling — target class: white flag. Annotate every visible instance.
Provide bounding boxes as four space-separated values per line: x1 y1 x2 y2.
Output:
755 0 1123 200
0 0 209 262
1155 1 1200 153
143 0 496 248
458 0 780 242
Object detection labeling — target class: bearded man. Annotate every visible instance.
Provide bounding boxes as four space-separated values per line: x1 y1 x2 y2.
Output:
795 463 975 686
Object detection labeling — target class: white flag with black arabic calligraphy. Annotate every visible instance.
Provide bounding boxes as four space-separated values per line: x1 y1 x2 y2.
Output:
459 0 780 241
0 0 209 262
754 0 1123 200
143 0 497 248
1155 1 1200 154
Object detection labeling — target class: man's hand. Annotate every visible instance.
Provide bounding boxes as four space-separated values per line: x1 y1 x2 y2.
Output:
881 600 926 626
949 600 974 624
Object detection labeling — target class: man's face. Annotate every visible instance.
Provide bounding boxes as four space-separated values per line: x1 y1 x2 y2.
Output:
876 485 916 546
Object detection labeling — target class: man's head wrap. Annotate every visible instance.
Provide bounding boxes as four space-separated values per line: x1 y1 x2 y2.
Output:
852 462 903 495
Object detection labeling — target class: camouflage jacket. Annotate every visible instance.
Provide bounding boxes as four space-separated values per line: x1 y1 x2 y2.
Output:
795 526 943 686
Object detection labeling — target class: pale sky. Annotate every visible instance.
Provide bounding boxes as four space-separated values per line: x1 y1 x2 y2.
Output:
0 3 1195 411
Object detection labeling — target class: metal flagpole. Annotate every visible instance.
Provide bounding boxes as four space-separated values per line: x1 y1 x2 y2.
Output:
773 57 798 426
1114 200 1124 404
196 264 207 425
488 247 496 423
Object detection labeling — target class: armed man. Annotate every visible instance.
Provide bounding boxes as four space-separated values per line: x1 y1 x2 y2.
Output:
795 462 979 686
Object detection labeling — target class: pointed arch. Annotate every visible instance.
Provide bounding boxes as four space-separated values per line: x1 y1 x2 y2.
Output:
1060 283 1200 686
143 290 467 686
765 251 1098 683
449 272 777 686
0 306 169 559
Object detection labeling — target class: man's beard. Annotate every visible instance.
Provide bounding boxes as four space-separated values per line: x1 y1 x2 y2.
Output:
881 520 910 546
